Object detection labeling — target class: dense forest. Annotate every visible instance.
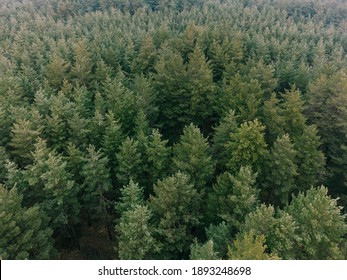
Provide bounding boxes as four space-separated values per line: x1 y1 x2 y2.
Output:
0 0 347 260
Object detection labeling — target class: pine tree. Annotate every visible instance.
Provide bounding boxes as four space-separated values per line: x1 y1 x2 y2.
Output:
102 112 123 173
9 118 42 167
149 172 201 259
71 40 93 85
208 167 258 232
132 34 157 74
306 72 347 195
294 125 325 192
266 134 298 205
145 129 171 185
285 186 347 259
0 185 55 259
228 231 280 260
173 124 215 191
190 240 219 260
219 74 263 122
187 44 216 130
116 205 159 260
226 119 268 175
242 204 296 259
211 110 238 172
205 222 231 258
81 145 112 223
154 45 189 141
116 137 142 187
24 138 80 231
115 179 144 215
261 93 285 145
45 55 70 89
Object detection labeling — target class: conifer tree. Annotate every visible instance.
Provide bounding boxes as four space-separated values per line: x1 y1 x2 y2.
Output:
187 45 216 130
190 240 219 260
266 134 298 205
294 125 325 192
149 172 201 259
24 138 80 231
154 45 189 140
173 124 214 191
45 55 70 89
115 180 159 259
211 110 238 172
81 145 112 223
208 167 258 232
228 231 280 260
0 185 55 260
262 93 285 144
145 129 171 185
116 137 142 187
226 119 268 175
9 118 42 167
285 186 347 259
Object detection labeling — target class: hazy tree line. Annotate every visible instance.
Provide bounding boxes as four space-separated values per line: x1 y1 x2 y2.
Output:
0 0 346 259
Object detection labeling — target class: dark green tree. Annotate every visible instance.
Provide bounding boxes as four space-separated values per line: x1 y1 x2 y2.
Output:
0 185 55 260
226 119 268 175
149 172 201 259
173 124 215 191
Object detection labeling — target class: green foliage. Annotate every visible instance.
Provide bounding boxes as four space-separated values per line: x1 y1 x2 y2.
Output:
211 110 238 172
285 186 347 259
205 222 231 258
149 172 201 259
190 240 219 260
0 185 55 259
81 145 111 217
116 205 159 260
186 45 216 129
24 138 80 230
115 180 144 215
145 129 171 184
266 134 298 205
116 137 142 187
228 231 280 260
208 167 258 231
226 119 268 175
173 124 214 191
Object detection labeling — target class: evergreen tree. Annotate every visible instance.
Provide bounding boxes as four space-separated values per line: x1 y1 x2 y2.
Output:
294 125 325 192
228 231 280 260
81 145 112 223
145 129 171 184
9 118 42 167
173 124 215 191
242 204 297 259
266 134 298 205
306 72 347 195
187 44 216 130
211 110 238 172
205 222 231 258
154 45 189 141
115 179 144 215
226 119 268 175
24 139 80 231
149 172 201 259
116 137 142 187
0 185 55 260
262 93 285 145
116 204 159 260
207 167 258 232
285 186 347 259
190 240 219 260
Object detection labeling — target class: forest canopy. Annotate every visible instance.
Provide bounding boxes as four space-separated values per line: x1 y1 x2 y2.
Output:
0 0 346 260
